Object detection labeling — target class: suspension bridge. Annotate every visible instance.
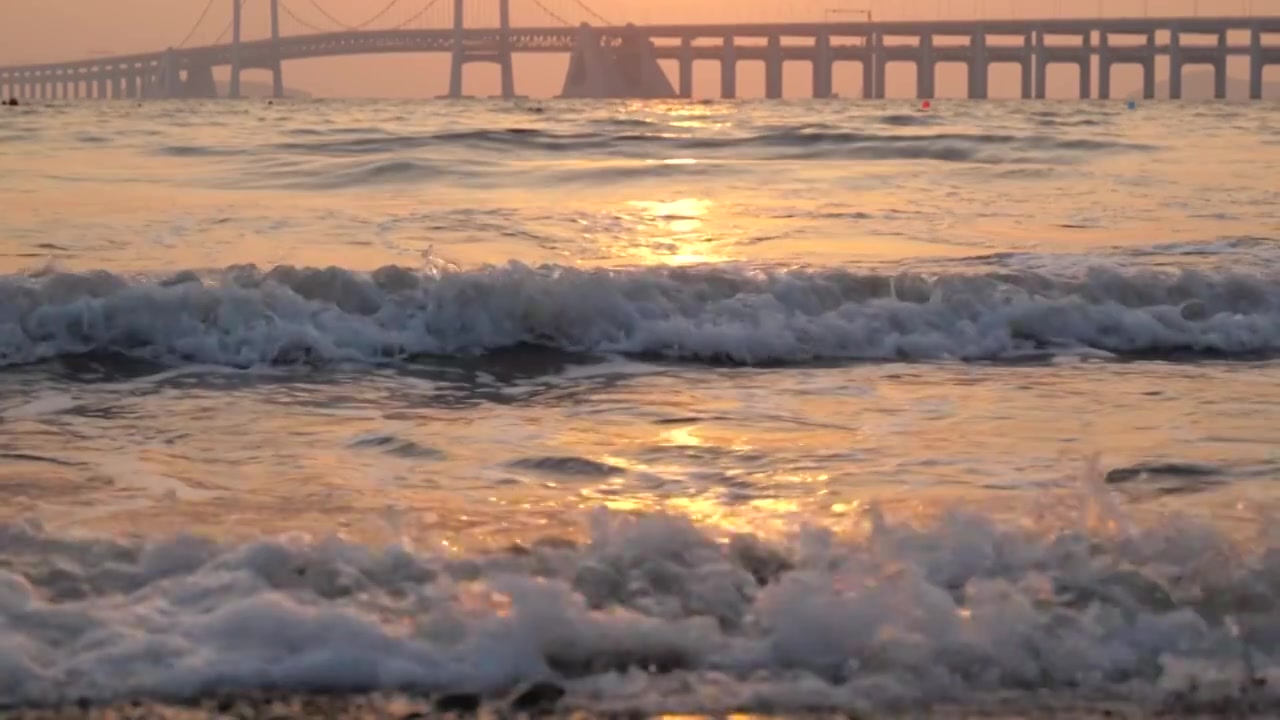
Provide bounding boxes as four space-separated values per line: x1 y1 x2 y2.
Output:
1 0 1278 101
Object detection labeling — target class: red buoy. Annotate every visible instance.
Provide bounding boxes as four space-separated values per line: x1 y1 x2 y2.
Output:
921 100 931 110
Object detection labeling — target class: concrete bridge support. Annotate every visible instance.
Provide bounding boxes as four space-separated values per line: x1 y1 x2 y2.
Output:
812 33 833 98
158 49 185 98
917 34 936 99
872 36 886 99
1252 28 1265 100
862 40 876 99
969 32 988 99
1214 31 1228 99
675 37 696 98
765 36 783 99
1079 33 1092 100
449 0 515 98
1098 33 1112 99
1034 31 1048 98
561 24 673 98
230 0 242 98
1170 32 1183 99
720 36 736 99
1021 34 1034 98
270 0 284 98
1144 32 1157 99
185 64 218 98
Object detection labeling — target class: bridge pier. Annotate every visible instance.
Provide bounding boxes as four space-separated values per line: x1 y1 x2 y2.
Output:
1034 31 1047 98
1214 31 1228 99
561 24 673 98
969 32 988 100
1020 34 1034 99
185 63 218 98
158 49 182 99
1170 32 1182 99
230 0 243 98
862 38 876 99
720 36 736 99
678 38 693 98
1144 32 1157 99
270 0 284 98
449 0 464 96
765 36 783 99
449 0 516 98
872 35 886 99
812 33 832 99
1079 33 1092 99
1252 28 1265 100
126 71 139 99
917 34 935 99
1098 33 1111 99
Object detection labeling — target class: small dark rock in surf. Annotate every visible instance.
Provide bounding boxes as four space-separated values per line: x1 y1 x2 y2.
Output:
511 681 566 712
434 693 481 713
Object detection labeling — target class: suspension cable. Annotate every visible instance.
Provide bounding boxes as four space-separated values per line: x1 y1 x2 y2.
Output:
304 0 354 29
278 0 332 33
178 0 219 47
213 0 250 44
303 0 411 31
390 0 443 30
571 0 612 26
529 0 571 26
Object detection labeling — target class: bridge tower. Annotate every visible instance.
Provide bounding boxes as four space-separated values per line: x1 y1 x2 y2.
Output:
449 0 516 98
229 0 284 99
230 0 242 98
270 0 283 97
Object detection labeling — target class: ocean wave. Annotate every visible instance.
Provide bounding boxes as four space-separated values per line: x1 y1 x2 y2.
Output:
2 477 1279 712
219 127 1150 166
0 263 1277 369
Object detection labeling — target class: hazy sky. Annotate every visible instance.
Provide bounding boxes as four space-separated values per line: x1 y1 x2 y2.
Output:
0 0 1266 98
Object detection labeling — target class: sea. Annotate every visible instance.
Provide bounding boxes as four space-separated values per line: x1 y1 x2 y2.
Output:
0 97 1279 716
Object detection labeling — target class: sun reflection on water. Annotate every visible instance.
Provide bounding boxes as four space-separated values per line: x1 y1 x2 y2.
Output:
612 197 734 265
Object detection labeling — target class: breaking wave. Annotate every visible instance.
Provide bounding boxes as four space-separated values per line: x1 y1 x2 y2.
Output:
160 126 1150 169
0 263 1277 369
2 471 1280 713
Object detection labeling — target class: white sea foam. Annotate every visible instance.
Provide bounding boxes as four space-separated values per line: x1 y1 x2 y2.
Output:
1 472 1279 713
0 262 1277 368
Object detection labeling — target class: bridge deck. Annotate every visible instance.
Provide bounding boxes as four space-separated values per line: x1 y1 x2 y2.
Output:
2 16 1279 75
